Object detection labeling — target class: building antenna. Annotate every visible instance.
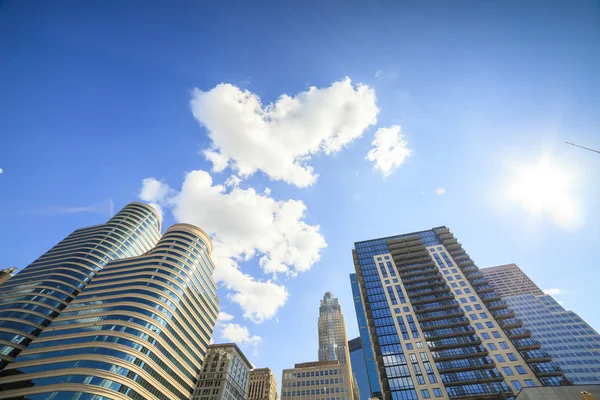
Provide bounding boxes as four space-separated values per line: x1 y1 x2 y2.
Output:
565 141 600 154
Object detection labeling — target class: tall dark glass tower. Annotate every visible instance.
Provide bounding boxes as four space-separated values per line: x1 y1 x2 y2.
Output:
352 227 569 400
0 202 162 370
0 223 219 399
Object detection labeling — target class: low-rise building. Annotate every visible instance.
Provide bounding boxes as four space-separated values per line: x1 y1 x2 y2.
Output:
193 343 253 400
281 360 355 400
249 367 278 400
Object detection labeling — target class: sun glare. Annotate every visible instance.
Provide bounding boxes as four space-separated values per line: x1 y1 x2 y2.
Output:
507 157 581 229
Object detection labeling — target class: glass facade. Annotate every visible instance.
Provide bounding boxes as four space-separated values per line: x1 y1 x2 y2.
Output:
504 293 600 385
350 273 380 397
349 337 372 400
0 222 219 400
352 227 569 400
0 202 162 370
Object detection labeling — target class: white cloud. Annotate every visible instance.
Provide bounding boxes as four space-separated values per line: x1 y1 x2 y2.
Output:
0 168 3 174
366 125 411 176
217 312 234 322
375 70 383 79
139 169 326 323
543 288 562 296
220 323 262 346
225 175 242 187
191 77 379 187
139 178 170 203
435 188 446 195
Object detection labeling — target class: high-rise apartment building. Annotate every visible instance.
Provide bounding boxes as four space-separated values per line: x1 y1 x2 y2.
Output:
319 292 351 365
0 267 17 286
349 337 371 400
193 343 252 400
248 367 278 400
281 360 355 400
352 227 569 400
479 264 544 297
0 202 162 370
0 222 220 399
482 264 600 385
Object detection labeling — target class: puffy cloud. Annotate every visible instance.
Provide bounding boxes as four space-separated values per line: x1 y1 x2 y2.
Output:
139 169 326 323
191 78 379 187
220 323 262 346
0 168 3 174
139 178 172 219
543 288 562 296
366 125 411 176
225 175 242 188
217 312 234 322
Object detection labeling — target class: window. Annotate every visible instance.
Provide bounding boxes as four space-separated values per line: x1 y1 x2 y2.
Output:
428 373 437 384
447 276 454 281
525 379 536 387
420 352 428 361
481 332 490 340
475 323 484 329
464 288 471 293
495 354 505 362
421 389 431 398
479 312 488 319
394 308 400 314
433 388 443 398
465 306 472 312
502 367 514 376
456 290 462 294
451 283 457 288
486 321 494 328
469 314 478 320
516 366 527 375
443 270 449 275
469 296 477 302
406 343 413 350
403 307 410 312
488 343 498 350
499 341 509 349
511 380 523 390
492 331 501 338
460 281 466 287
474 304 482 310
507 353 517 361
460 298 467 304
416 342 423 349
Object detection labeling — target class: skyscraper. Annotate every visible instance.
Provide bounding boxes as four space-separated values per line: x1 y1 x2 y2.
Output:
193 343 252 400
0 222 220 399
482 264 600 385
248 367 278 400
350 274 380 399
349 337 371 400
319 292 351 365
352 227 569 400
479 264 544 297
281 360 356 400
0 202 162 370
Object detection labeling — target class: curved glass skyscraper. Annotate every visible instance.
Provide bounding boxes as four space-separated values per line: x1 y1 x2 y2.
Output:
0 222 219 400
0 202 162 370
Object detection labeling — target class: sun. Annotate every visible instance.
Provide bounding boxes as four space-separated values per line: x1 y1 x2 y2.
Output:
507 157 581 229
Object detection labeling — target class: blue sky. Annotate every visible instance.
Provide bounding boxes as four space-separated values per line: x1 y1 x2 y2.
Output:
1 0 599 383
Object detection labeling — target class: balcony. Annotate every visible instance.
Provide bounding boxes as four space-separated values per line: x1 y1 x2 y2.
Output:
499 317 523 329
424 326 476 341
403 279 447 291
529 363 563 376
479 292 502 302
401 267 439 278
490 308 515 320
410 294 455 305
475 285 495 294
418 310 465 323
421 318 470 331
486 300 508 310
396 260 436 272
460 265 478 274
437 358 496 374
432 348 489 362
469 278 489 286
406 286 451 297
505 327 531 339
413 300 460 313
513 337 542 351
401 272 442 285
427 335 482 351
